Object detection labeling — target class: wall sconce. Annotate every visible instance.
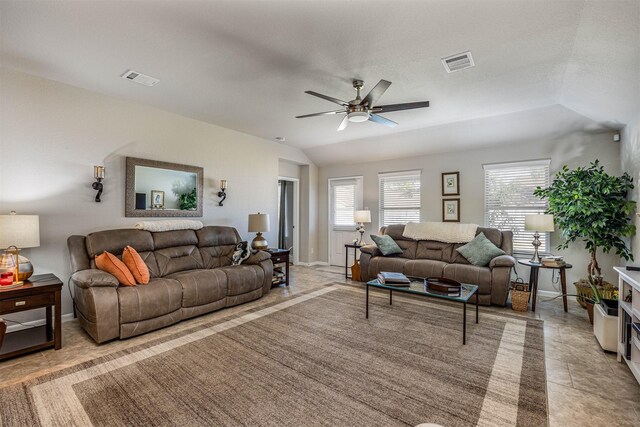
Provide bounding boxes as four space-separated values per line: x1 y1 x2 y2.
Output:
92 166 105 202
217 180 227 206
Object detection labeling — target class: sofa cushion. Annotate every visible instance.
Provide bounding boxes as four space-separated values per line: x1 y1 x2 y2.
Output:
95 251 136 286
218 265 265 296
199 245 235 269
476 227 502 248
167 269 227 308
86 229 154 258
371 235 403 256
153 230 198 250
416 241 454 262
403 260 447 278
368 257 407 277
155 245 204 276
456 233 506 267
442 263 492 296
118 278 182 323
196 226 240 247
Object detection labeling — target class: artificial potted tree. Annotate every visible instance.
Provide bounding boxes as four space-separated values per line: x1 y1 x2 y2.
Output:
533 160 636 321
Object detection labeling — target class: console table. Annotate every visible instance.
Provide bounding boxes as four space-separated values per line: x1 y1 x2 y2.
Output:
0 273 63 360
615 266 640 385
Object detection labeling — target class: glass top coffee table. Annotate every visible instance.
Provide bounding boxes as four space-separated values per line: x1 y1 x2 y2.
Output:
366 277 479 345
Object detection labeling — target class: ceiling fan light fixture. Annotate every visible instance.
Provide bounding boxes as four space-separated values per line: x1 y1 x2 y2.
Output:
347 111 369 123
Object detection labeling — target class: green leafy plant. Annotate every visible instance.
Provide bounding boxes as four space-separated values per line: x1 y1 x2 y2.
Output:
533 160 636 286
178 188 197 210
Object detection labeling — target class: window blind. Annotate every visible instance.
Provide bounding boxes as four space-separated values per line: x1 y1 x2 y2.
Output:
378 170 421 228
330 178 361 227
484 160 550 254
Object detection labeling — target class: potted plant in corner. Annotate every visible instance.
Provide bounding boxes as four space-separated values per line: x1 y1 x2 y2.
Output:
533 160 636 321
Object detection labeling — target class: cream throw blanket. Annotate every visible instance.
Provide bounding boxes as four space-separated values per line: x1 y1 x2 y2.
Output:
134 220 204 232
402 222 478 243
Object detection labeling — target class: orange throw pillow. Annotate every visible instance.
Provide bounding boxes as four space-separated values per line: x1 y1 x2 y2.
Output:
122 245 150 285
95 251 136 286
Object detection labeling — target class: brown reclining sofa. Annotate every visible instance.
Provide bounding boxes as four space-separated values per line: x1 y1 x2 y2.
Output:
359 224 515 306
67 226 272 343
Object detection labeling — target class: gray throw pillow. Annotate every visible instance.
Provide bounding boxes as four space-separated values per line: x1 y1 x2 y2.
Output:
370 234 403 256
456 233 506 267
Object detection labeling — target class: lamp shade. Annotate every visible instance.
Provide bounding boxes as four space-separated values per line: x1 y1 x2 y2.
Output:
0 213 40 248
524 214 554 232
354 210 371 223
248 213 270 233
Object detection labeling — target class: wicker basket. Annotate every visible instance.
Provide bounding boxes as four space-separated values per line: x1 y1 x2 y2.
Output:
510 279 530 312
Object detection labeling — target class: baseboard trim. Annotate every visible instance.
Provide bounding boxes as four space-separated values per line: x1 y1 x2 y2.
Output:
536 289 576 300
296 261 330 267
3 313 74 333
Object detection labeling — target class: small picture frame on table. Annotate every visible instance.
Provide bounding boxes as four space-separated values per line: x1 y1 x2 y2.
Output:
441 172 460 196
151 190 165 209
442 198 460 222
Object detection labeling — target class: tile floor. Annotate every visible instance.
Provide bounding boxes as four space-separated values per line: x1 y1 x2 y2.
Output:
1 265 639 426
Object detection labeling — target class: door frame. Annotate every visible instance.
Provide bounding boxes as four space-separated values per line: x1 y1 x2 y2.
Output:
278 176 299 265
327 176 363 266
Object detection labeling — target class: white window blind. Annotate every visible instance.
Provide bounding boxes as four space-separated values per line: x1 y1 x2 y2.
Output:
484 160 550 254
379 170 421 228
330 178 362 227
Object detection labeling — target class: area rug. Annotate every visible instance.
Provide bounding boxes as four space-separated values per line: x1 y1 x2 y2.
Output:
0 284 547 426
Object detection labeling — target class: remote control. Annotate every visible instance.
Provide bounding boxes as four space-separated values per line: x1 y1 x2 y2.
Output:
626 266 640 271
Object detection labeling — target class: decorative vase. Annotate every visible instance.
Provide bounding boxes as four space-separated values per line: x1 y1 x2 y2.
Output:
18 255 34 281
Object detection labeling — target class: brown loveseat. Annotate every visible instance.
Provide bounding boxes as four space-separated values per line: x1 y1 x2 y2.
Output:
359 224 515 306
67 226 272 343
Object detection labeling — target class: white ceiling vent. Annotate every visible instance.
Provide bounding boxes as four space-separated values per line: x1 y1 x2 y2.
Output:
121 70 159 86
441 51 475 73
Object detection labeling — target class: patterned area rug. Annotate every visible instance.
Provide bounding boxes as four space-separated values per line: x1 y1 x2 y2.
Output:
0 284 547 426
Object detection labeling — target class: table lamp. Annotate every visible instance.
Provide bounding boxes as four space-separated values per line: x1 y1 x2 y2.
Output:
0 211 40 284
354 210 371 246
524 214 554 264
248 213 270 250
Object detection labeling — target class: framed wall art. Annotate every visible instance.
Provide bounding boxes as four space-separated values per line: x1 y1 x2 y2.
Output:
442 198 460 222
441 172 460 196
151 190 165 209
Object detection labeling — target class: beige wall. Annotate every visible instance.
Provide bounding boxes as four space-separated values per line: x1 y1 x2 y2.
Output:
621 111 640 265
278 159 301 179
319 131 622 293
0 68 316 322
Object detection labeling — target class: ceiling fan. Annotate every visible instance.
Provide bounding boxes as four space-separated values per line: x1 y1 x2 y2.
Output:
295 79 429 131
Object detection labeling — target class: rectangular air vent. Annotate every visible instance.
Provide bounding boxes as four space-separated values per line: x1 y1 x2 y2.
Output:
121 70 159 86
441 51 475 73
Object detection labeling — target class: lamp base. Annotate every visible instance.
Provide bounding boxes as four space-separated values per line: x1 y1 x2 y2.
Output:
251 232 268 251
530 231 542 264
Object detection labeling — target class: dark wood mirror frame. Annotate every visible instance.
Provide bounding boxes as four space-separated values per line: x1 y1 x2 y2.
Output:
125 157 204 218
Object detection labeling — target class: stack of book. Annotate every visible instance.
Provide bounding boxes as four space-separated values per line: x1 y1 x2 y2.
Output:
272 267 285 284
541 256 565 267
376 271 411 287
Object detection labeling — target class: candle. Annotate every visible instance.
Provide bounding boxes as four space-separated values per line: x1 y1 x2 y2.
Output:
94 165 105 179
220 179 227 190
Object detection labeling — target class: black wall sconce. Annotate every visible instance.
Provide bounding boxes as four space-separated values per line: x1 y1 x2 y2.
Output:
217 179 227 206
92 166 105 202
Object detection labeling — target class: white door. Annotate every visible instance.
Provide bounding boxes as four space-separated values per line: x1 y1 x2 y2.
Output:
329 177 363 267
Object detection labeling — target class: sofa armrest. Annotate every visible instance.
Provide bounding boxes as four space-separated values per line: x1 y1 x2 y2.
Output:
71 269 119 289
489 255 516 269
244 250 271 265
359 244 382 257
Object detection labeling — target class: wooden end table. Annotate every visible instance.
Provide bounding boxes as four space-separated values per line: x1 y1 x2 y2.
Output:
517 259 572 312
0 273 63 360
266 248 290 287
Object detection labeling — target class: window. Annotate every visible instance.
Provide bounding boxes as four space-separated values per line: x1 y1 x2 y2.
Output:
484 160 550 254
330 177 363 228
378 170 421 228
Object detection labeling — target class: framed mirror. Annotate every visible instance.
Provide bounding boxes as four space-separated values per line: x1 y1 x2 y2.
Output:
125 157 204 217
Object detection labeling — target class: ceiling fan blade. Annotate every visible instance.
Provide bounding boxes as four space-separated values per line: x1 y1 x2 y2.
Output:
305 91 349 107
337 115 349 131
368 114 398 128
361 79 391 107
373 101 430 113
295 110 346 119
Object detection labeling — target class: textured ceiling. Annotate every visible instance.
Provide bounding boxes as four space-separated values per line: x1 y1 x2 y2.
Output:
1 0 638 165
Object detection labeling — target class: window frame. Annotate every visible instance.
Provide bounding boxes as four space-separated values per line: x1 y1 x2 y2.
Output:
483 159 551 255
378 170 422 229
